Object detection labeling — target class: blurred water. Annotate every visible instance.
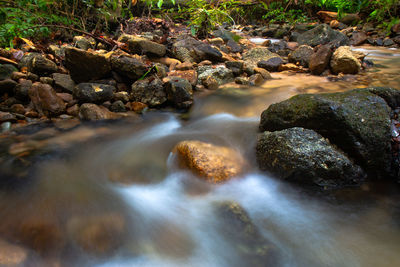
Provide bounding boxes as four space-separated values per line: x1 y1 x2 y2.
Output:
0 46 399 266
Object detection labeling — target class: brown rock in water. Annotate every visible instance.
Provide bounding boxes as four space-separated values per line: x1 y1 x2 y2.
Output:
173 140 245 183
278 63 307 73
0 239 28 266
64 47 111 83
309 44 332 75
67 213 125 255
28 82 66 116
79 103 121 120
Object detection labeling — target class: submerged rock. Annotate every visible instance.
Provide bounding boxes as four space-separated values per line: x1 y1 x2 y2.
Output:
257 127 365 188
259 88 393 178
79 103 121 120
67 213 125 255
173 140 245 183
214 201 280 266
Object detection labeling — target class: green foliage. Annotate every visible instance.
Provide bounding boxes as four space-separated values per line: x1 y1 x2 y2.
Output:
0 0 78 47
262 3 309 24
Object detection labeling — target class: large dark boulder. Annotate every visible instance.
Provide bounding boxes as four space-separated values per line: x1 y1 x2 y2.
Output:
259 88 394 178
118 34 166 57
64 47 111 83
297 24 349 47
256 127 365 188
288 45 314 67
73 83 115 104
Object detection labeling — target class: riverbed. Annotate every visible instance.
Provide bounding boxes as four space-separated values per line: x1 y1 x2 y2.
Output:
0 45 399 267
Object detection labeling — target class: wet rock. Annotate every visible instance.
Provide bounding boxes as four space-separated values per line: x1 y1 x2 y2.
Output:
278 63 307 73
309 44 332 75
165 77 193 109
0 239 28 266
383 38 395 47
257 57 284 72
131 102 148 113
10 104 25 114
52 73 75 93
12 216 65 255
226 39 242 53
73 83 115 104
243 47 282 71
257 127 365 188
214 201 280 266
0 79 18 93
39 77 53 85
173 140 245 183
0 64 18 80
175 62 194 71
167 70 197 86
28 82 66 116
113 91 130 103
130 77 166 107
110 56 148 82
202 76 219 90
73 35 96 50
212 29 238 42
28 55 58 75
197 65 234 85
67 213 125 255
225 60 244 76
79 103 121 120
249 73 264 86
65 47 111 83
235 77 249 85
0 111 17 123
259 88 393 178
110 100 126 112
172 37 222 63
350 31 367 46
118 34 166 57
208 37 224 46
330 46 361 74
254 67 272 80
297 24 349 47
67 104 80 116
288 45 314 67
10 72 27 80
14 79 32 101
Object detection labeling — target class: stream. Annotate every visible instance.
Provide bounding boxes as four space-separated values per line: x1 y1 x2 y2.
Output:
0 45 400 267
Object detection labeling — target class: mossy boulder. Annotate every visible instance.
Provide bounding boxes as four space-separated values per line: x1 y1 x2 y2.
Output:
259 88 394 179
297 24 349 47
257 127 365 188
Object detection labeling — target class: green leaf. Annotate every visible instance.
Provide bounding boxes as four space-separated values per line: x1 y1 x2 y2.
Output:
157 0 163 9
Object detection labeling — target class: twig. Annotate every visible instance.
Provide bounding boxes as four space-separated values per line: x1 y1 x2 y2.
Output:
23 24 115 47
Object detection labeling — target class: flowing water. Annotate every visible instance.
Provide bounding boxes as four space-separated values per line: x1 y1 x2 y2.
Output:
0 46 400 267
